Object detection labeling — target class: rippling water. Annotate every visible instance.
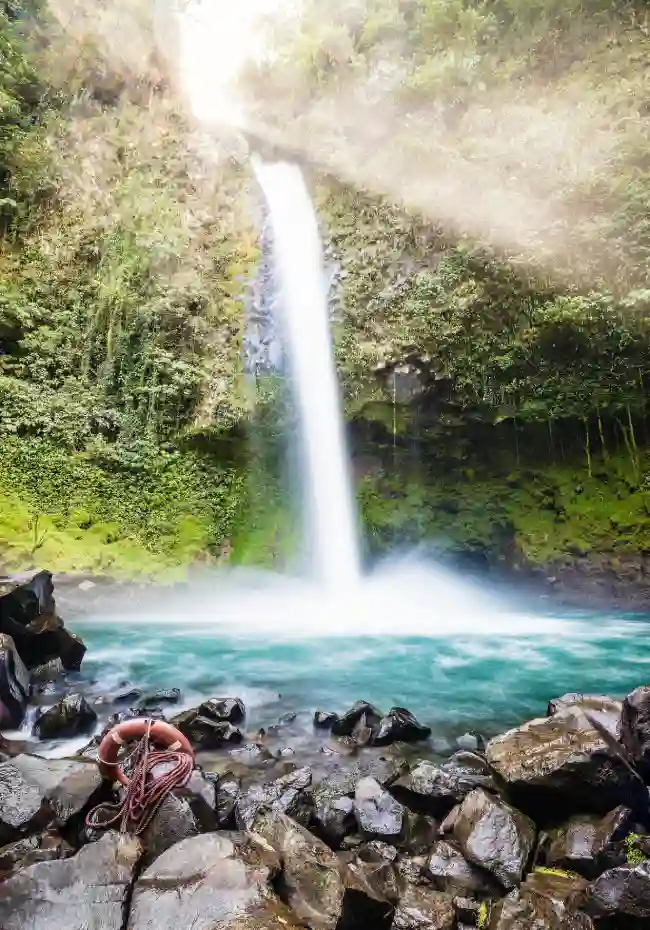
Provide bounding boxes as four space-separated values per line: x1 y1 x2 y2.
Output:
59 558 650 749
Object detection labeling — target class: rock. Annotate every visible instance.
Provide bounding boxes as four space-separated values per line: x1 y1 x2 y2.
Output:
315 710 339 730
0 829 141 929
174 767 218 831
171 708 243 751
391 752 495 818
140 687 181 707
332 700 383 737
216 774 241 828
489 869 593 929
427 840 503 896
140 792 199 866
539 806 633 878
456 733 485 752
312 793 356 849
392 886 455 930
228 742 273 766
585 860 650 923
235 765 313 830
486 704 646 818
127 832 302 930
0 753 102 845
454 896 482 925
252 808 345 929
547 694 619 722
112 687 142 705
0 633 30 728
339 842 399 929
621 685 650 778
402 810 439 856
0 829 72 879
32 693 97 740
372 707 432 747
354 776 405 843
199 696 246 724
453 788 536 889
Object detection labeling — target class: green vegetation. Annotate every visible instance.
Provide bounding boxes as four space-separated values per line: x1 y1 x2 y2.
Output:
3 1 650 577
624 833 649 866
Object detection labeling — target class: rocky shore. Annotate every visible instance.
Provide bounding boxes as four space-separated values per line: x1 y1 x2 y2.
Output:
1 572 650 928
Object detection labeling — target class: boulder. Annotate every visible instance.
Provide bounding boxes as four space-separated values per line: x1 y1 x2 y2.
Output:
127 832 303 930
392 886 455 930
0 829 72 880
315 710 339 730
489 869 593 929
539 806 633 878
0 573 85 671
0 829 141 930
547 694 620 726
391 752 495 818
235 765 313 830
252 808 345 929
402 810 439 856
372 707 432 747
32 694 97 740
332 701 383 737
0 753 102 845
216 773 241 828
453 788 536 889
427 840 503 897
0 633 30 728
312 793 356 849
585 860 650 923
197 697 246 724
140 687 181 707
139 792 199 866
486 704 646 818
354 776 405 844
338 843 399 930
621 685 650 778
112 686 142 705
171 707 244 751
175 767 218 831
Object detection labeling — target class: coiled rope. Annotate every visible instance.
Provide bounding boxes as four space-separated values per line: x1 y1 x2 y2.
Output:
86 719 194 836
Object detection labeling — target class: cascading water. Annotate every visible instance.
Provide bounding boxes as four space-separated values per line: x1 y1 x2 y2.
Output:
252 159 361 587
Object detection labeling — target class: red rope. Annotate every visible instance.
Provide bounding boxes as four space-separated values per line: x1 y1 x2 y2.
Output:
86 720 194 836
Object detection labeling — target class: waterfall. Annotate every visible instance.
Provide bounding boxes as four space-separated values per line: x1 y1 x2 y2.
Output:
253 159 361 587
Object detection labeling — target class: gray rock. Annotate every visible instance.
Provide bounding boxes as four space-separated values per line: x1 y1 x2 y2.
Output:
332 700 383 737
140 793 199 867
173 767 218 832
127 831 302 930
427 839 502 896
32 694 97 740
621 685 650 777
216 773 241 828
391 752 494 817
312 793 356 849
392 886 455 930
486 704 646 817
0 633 30 728
453 788 536 889
0 753 102 845
489 869 593 929
372 707 431 747
354 776 405 843
339 842 399 929
539 806 632 878
140 687 181 707
585 860 650 922
171 708 244 751
235 765 312 830
199 697 246 724
252 808 344 929
0 829 72 879
0 830 141 930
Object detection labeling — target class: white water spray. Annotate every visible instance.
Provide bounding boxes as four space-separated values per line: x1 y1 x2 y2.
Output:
253 159 361 586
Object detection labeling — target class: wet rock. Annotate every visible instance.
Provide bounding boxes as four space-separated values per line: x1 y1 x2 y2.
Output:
486 704 646 818
354 776 405 843
539 806 633 878
453 788 536 889
456 733 485 753
0 829 141 929
312 793 356 849
216 774 241 827
140 687 181 707
32 693 97 740
332 700 383 737
228 742 273 767
621 685 650 778
140 793 199 867
112 687 142 705
392 886 455 930
585 860 650 923
339 843 399 930
489 869 593 929
0 753 102 845
235 765 313 830
253 808 344 929
391 752 495 818
454 896 482 925
128 831 302 930
0 829 72 879
0 633 30 728
547 694 620 722
372 707 432 747
31 658 65 686
402 811 439 856
427 839 503 896
198 696 246 724
315 710 339 730
171 708 243 751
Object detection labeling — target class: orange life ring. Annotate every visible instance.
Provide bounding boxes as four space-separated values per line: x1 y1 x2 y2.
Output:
97 717 194 786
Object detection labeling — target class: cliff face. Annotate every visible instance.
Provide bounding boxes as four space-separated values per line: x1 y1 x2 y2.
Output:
2 1 650 595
